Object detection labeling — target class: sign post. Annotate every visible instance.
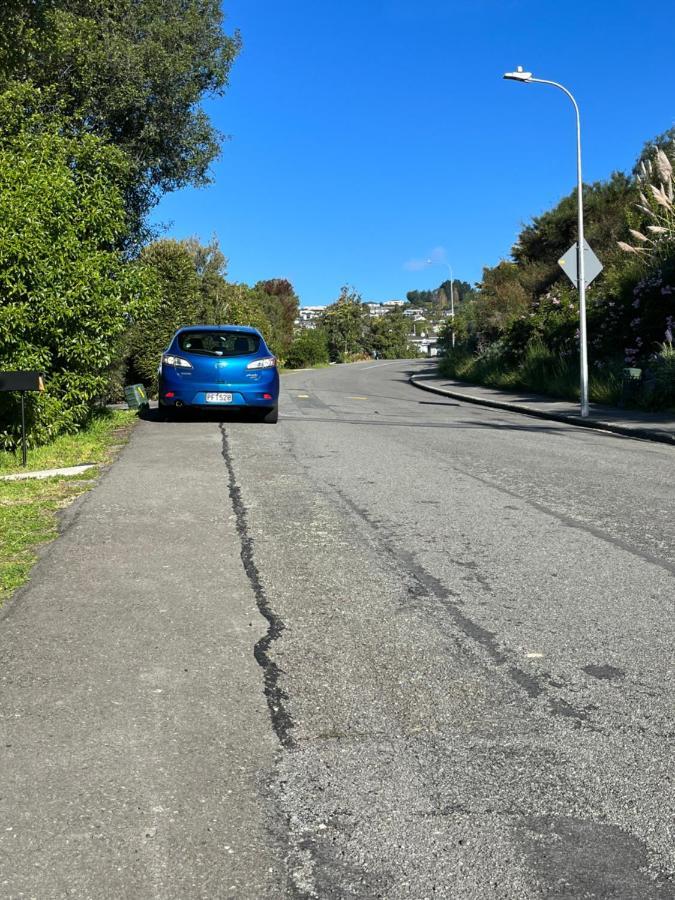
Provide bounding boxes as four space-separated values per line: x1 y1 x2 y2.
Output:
0 372 46 466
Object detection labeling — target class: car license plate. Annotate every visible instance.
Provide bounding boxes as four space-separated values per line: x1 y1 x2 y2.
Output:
205 392 232 403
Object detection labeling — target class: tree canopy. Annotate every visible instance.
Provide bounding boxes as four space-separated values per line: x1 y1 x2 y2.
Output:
0 85 156 448
0 0 241 239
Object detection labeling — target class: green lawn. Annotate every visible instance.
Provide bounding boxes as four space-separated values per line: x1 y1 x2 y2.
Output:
0 410 136 606
0 409 137 475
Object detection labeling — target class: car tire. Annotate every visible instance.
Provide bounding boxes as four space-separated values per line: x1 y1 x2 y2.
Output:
158 399 179 421
258 405 279 424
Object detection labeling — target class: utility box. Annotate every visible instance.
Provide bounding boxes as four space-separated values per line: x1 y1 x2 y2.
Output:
124 383 149 410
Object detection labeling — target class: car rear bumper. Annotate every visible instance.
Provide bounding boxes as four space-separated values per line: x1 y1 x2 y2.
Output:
159 373 279 407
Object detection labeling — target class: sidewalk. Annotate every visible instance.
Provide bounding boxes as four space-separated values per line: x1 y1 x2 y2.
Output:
410 372 675 446
0 415 284 897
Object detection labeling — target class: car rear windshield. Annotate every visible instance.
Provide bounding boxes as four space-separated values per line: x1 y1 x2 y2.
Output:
177 330 261 357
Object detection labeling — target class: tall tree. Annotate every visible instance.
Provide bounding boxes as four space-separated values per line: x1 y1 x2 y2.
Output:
371 307 414 359
0 84 156 448
0 0 241 240
512 172 636 295
321 286 370 361
128 238 277 392
253 279 300 357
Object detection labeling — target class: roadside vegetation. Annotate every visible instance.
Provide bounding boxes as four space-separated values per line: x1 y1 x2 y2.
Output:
0 3 425 451
432 138 675 409
0 411 136 606
285 286 418 368
0 1 299 450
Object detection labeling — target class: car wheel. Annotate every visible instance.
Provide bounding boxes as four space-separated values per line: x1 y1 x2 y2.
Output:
158 399 176 420
258 405 278 424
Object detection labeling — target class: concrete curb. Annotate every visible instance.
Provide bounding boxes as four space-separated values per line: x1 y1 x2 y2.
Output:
409 374 675 447
0 464 97 482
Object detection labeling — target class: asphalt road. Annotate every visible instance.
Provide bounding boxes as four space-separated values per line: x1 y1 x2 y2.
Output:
1 359 674 898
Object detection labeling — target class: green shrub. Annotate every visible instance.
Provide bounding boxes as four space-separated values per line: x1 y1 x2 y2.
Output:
0 84 156 450
518 339 579 398
644 343 675 409
127 240 275 395
285 329 330 369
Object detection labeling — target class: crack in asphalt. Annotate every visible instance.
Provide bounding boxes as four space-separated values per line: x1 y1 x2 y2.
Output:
450 464 675 576
220 425 296 750
332 487 597 728
277 430 593 724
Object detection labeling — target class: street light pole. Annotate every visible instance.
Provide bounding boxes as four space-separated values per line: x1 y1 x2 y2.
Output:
503 67 589 417
445 263 455 349
427 258 456 349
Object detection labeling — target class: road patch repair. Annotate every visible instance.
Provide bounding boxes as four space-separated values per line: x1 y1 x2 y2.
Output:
410 372 675 445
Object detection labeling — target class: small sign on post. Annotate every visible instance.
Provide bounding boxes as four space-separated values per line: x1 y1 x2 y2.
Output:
558 240 603 289
0 371 46 467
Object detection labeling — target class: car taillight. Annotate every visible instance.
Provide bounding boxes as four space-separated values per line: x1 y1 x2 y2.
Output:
162 354 192 368
246 357 277 370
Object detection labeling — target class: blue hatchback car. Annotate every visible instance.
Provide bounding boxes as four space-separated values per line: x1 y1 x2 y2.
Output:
158 325 280 423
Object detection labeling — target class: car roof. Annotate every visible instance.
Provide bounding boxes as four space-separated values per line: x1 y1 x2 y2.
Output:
174 325 261 336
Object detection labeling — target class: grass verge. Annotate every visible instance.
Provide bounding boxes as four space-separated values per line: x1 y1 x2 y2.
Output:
0 410 137 606
439 346 624 406
279 362 331 374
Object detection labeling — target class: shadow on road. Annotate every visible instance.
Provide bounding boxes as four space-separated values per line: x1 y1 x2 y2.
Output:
418 401 460 407
140 406 265 425
280 414 573 435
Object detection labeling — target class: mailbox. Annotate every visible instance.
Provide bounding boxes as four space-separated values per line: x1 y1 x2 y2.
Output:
0 371 45 392
0 371 46 466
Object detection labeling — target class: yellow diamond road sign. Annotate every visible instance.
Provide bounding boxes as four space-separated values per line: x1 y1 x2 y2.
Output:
558 240 603 288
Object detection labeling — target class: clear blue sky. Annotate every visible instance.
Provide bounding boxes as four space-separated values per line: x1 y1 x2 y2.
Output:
150 0 674 306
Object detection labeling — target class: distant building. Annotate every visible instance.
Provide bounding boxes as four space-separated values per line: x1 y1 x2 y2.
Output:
410 337 439 358
364 300 406 317
295 306 326 329
296 298 409 329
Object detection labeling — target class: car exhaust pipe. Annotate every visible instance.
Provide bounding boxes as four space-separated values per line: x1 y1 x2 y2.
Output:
175 400 184 408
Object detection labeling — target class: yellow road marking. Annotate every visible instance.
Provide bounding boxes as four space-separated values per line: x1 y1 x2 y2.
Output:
297 394 310 399
348 396 369 401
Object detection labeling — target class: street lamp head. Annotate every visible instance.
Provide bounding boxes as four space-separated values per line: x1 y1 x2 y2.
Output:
503 66 533 82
